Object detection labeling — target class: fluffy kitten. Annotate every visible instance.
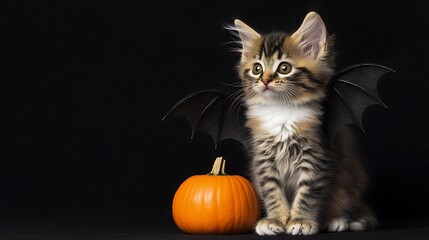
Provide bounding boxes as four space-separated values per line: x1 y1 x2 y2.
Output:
232 12 377 235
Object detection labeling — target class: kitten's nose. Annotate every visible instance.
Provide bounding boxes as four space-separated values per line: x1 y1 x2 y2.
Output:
261 78 273 86
261 72 274 86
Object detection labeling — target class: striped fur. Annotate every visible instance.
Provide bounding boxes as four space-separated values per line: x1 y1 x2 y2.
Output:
233 12 376 235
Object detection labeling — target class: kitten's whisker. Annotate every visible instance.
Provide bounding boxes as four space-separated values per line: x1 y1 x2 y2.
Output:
280 90 292 105
284 93 291 104
234 91 248 112
216 80 243 88
226 89 245 118
222 40 244 50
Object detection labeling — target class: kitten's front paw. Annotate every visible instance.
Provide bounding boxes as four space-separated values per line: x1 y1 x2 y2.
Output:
286 220 319 235
255 218 286 236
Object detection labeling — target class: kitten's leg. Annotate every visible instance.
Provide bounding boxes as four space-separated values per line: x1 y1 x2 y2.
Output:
253 157 290 235
325 125 377 232
323 187 352 232
286 184 321 235
286 158 330 235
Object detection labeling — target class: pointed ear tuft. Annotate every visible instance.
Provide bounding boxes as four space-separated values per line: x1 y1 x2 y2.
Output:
228 19 261 60
291 12 327 60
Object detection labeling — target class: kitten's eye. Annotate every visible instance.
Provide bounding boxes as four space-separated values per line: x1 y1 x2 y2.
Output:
252 63 263 75
277 62 292 75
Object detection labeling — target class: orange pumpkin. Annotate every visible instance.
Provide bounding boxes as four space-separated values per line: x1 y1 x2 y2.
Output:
172 157 261 234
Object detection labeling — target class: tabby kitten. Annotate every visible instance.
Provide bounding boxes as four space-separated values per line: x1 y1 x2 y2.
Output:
232 12 377 235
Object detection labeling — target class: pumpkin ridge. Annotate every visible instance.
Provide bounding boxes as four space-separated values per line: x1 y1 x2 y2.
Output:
235 176 252 232
189 176 204 232
212 176 220 234
181 176 196 232
228 176 237 233
233 176 246 233
249 178 261 223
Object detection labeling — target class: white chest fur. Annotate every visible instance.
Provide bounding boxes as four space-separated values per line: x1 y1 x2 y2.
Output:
246 103 322 141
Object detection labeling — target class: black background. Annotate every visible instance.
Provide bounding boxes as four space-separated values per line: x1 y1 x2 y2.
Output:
1 0 429 238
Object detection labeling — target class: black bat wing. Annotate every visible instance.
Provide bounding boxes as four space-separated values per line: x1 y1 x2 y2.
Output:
324 63 394 145
162 90 248 148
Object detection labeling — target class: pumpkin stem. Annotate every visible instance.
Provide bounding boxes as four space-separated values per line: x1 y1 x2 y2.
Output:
208 157 227 176
220 158 227 175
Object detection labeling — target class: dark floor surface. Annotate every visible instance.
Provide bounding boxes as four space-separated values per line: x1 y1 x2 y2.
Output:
1 221 428 240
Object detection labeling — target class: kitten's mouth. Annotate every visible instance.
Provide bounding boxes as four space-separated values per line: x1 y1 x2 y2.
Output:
260 86 279 96
255 85 277 95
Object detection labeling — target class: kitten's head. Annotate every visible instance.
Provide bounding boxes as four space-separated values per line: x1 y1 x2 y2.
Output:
232 12 335 106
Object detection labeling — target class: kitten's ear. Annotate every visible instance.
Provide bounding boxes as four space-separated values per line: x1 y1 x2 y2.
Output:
291 12 327 60
233 19 261 60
